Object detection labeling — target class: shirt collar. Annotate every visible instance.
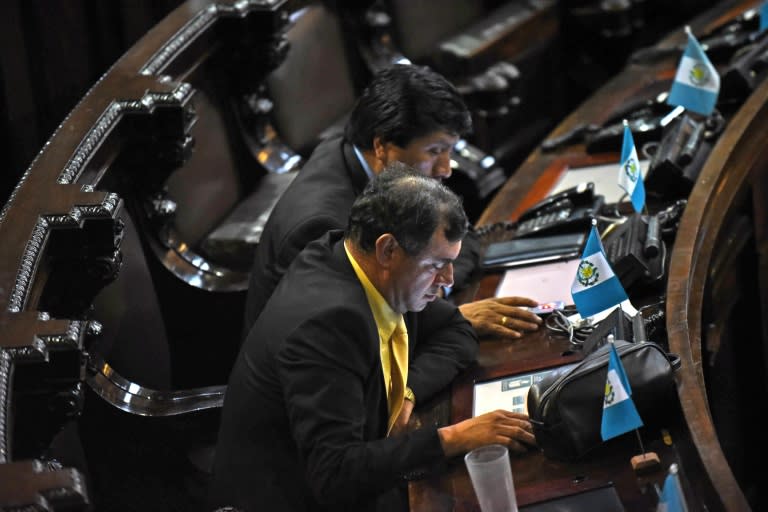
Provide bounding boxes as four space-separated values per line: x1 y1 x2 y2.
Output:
344 240 400 340
352 145 376 181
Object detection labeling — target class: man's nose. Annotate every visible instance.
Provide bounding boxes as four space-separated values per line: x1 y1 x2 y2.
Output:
433 152 452 179
436 263 454 288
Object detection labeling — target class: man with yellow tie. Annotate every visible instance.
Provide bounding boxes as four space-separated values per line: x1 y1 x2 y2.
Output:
211 165 537 511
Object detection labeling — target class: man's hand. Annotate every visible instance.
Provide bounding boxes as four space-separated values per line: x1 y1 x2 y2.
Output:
437 410 537 457
458 296 542 338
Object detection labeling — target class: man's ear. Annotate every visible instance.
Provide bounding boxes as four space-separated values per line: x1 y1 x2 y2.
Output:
373 136 387 161
374 233 399 267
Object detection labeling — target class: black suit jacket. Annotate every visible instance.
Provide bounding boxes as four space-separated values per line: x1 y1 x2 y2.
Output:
243 134 481 335
212 231 478 511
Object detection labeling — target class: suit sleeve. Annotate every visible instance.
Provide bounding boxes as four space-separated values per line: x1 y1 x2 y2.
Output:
406 298 478 403
278 311 445 506
451 227 481 293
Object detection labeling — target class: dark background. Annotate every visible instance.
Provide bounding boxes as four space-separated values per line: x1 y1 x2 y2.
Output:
0 0 184 210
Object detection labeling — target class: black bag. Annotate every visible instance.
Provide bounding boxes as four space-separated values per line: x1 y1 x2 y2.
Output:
527 340 679 462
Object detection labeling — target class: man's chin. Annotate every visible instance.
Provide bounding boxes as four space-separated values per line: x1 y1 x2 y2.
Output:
408 292 440 312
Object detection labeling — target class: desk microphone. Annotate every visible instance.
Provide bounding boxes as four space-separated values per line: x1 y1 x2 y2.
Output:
632 313 647 343
644 215 661 258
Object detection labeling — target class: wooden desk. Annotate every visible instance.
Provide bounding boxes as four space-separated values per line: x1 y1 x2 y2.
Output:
410 329 688 512
411 1 766 510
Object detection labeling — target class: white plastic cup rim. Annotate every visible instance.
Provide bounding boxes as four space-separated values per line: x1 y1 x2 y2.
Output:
465 444 509 465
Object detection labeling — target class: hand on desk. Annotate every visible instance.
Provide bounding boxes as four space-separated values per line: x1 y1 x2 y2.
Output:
437 410 537 458
459 297 542 339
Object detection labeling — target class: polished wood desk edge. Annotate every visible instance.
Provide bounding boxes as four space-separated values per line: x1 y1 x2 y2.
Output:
665 75 768 512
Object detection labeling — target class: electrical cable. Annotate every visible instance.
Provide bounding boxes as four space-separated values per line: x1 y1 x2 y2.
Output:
544 308 596 347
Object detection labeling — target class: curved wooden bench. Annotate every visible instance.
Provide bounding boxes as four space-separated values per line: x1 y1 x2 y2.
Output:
0 0 293 507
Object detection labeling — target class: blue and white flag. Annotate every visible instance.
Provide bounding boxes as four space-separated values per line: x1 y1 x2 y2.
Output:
571 225 629 319
667 26 719 116
657 464 689 512
618 122 645 213
761 2 768 33
600 340 643 441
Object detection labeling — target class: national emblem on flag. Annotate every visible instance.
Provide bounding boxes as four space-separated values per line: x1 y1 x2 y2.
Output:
600 340 643 441
618 121 645 213
667 26 720 116
657 464 689 512
570 224 629 319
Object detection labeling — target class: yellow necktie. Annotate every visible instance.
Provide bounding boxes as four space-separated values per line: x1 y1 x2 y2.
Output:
387 319 409 435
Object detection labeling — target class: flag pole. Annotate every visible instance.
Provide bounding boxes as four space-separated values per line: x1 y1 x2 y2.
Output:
614 320 661 474
629 434 661 475
631 429 661 474
634 429 647 455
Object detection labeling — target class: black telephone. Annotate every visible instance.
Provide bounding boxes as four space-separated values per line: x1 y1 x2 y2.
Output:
643 112 722 200
514 182 604 238
602 213 667 292
721 29 768 104
585 113 667 155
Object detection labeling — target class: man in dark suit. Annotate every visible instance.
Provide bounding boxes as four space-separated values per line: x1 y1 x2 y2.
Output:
212 167 536 511
243 64 543 340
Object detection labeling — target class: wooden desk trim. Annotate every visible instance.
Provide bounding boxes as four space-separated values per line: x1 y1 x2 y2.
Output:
665 74 768 512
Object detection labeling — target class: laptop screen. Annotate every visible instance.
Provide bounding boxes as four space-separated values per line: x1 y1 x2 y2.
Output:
472 364 575 417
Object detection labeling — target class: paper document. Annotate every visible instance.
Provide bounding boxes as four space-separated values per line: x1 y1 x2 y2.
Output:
567 299 638 324
496 260 638 321
495 258 581 304
550 161 649 204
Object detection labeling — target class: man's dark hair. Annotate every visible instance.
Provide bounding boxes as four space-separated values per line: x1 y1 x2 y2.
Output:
344 64 472 150
347 162 469 255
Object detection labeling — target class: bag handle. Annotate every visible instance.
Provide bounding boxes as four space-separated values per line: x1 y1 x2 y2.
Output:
667 351 681 371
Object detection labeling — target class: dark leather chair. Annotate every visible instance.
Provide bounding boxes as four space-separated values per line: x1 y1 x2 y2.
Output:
195 3 371 285
265 4 362 156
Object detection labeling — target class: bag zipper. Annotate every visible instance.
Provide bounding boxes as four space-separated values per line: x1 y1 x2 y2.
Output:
535 341 655 418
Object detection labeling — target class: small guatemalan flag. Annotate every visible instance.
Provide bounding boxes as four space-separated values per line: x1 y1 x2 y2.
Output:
657 463 689 512
600 338 643 441
618 121 645 213
761 1 768 33
667 26 720 116
570 223 629 319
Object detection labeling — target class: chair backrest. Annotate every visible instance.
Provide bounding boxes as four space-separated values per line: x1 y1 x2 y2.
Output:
266 5 360 156
165 83 243 248
91 210 173 390
386 0 484 63
187 4 370 280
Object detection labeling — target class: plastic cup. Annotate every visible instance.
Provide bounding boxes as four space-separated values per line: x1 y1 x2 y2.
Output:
464 444 518 512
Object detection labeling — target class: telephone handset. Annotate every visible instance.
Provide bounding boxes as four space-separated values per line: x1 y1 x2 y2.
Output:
644 112 722 200
514 182 604 238
721 29 768 103
585 114 666 154
602 213 667 292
